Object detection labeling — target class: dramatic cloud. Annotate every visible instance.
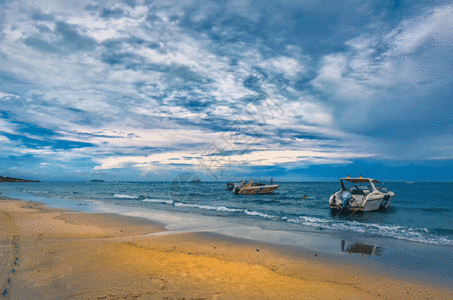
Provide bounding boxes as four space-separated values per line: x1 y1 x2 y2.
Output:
0 0 452 181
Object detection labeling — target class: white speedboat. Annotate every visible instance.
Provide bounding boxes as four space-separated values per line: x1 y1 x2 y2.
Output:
232 180 279 195
329 176 395 213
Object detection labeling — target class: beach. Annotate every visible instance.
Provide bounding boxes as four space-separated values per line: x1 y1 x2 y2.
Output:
1 198 452 299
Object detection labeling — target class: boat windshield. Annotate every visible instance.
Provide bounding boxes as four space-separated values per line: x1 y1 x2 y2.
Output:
373 182 389 193
341 180 373 195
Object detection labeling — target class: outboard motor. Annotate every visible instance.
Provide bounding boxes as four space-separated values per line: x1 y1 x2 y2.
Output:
233 185 240 194
380 195 390 209
226 182 235 190
340 191 352 211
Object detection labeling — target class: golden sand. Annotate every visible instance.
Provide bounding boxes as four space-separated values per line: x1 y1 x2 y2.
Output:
0 199 451 299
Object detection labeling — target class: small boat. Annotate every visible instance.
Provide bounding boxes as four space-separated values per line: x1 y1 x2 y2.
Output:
232 179 279 195
329 176 395 213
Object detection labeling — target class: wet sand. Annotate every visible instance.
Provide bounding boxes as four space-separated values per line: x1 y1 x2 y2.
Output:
1 198 452 299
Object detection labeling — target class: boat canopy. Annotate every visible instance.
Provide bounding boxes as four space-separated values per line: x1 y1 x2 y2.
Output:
340 178 382 191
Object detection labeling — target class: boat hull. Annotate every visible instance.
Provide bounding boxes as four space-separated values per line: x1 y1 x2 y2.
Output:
238 185 279 195
330 195 394 212
362 197 392 211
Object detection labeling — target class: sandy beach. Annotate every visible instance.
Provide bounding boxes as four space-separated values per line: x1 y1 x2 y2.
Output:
1 198 452 300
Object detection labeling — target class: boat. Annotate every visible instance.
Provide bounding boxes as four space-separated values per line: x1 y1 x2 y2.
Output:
329 176 395 213
232 179 279 195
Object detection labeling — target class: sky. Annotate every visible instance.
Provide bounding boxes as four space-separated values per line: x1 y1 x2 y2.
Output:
0 0 452 182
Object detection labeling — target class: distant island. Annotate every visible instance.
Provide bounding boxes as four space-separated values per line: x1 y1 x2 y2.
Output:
89 179 105 183
0 176 40 183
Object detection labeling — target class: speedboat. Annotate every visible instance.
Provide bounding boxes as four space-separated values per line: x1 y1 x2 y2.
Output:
232 180 279 195
329 176 395 213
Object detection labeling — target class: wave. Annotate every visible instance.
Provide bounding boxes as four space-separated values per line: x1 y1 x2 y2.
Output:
143 198 174 205
243 209 276 219
113 194 146 200
288 216 453 245
113 194 137 199
216 206 243 213
173 202 242 213
143 198 274 217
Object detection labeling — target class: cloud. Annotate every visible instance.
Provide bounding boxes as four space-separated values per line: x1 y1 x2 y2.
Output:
63 127 224 150
385 5 453 55
0 91 19 99
54 21 97 51
31 10 54 21
259 56 305 78
0 118 17 134
94 148 372 171
24 37 59 52
100 7 125 19
310 4 453 139
0 0 452 180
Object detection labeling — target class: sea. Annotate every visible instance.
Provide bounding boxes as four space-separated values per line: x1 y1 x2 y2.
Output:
1 179 452 247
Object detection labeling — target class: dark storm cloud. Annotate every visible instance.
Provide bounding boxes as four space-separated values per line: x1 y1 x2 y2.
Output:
55 21 97 51
100 7 125 19
24 37 59 52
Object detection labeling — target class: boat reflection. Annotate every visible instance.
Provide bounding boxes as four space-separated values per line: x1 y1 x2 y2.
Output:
341 240 382 256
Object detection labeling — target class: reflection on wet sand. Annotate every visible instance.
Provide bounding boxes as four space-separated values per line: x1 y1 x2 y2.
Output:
341 240 382 257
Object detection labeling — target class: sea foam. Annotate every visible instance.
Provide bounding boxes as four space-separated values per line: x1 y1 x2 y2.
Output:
113 194 137 199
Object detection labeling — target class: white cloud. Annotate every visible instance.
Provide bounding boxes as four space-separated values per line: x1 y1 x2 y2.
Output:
94 148 372 171
385 5 453 55
228 150 371 166
260 56 304 78
94 150 198 170
0 119 17 135
312 4 453 104
207 105 236 119
0 92 20 99
282 100 333 126
226 0 261 22
63 127 221 149
311 53 380 102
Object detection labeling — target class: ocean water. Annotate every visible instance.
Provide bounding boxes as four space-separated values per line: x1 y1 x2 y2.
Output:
1 180 453 246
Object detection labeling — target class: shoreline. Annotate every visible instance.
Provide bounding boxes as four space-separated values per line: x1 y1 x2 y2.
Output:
1 197 452 299
19 191 453 285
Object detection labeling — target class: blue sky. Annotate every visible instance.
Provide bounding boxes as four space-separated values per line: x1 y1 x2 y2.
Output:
0 0 452 182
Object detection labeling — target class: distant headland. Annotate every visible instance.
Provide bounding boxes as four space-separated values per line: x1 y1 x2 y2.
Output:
0 176 40 183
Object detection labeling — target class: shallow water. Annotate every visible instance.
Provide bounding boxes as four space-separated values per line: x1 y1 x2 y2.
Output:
1 180 452 246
